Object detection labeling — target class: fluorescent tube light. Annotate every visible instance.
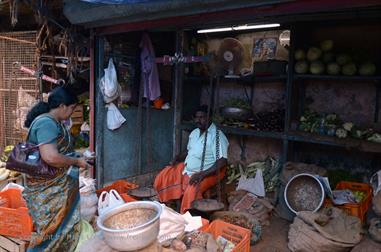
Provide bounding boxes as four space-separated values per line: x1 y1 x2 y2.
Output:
197 23 281 33
233 23 280 30
197 27 233 33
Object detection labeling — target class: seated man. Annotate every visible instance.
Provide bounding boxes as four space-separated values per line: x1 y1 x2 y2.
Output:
154 106 229 213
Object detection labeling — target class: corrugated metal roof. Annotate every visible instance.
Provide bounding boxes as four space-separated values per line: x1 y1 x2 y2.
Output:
63 0 291 27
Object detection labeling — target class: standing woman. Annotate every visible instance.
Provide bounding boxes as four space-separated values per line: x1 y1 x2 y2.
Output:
22 87 91 251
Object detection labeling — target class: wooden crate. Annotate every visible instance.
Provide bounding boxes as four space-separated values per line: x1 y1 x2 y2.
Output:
0 235 28 252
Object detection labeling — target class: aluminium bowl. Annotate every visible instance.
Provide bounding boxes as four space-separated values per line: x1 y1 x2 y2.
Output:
97 201 162 251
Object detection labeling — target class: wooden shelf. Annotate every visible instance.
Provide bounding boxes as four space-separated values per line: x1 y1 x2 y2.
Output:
184 75 287 84
287 131 381 154
179 123 381 154
294 74 381 82
179 122 283 139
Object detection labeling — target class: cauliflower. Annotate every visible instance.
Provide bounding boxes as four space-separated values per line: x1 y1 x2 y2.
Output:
326 114 337 122
368 133 381 143
336 128 348 138
343 122 354 132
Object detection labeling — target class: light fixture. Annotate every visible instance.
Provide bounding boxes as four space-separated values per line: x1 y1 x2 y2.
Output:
197 23 280 33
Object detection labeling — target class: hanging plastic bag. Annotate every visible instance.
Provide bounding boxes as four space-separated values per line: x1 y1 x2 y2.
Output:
99 58 121 103
104 58 118 98
237 168 265 197
106 103 126 130
98 189 125 216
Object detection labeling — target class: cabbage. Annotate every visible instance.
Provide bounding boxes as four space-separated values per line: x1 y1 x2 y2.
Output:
295 61 309 74
307 47 322 61
310 61 324 74
342 63 357 76
359 62 376 76
294 49 305 61
336 54 352 66
326 62 340 75
320 40 334 51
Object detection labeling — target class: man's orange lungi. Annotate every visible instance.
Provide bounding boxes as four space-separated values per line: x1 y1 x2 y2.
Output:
153 162 225 213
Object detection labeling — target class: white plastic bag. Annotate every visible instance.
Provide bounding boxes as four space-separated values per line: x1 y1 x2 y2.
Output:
81 193 98 208
81 205 97 222
104 58 118 98
106 103 126 130
1 182 24 192
99 58 121 103
98 189 125 216
237 168 265 197
370 170 381 196
157 204 187 243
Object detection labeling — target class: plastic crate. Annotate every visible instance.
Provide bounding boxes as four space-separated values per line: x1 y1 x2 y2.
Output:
0 188 33 239
96 180 138 196
201 220 251 252
324 181 372 223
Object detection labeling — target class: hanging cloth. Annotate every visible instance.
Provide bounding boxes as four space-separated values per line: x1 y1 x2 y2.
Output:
140 33 161 101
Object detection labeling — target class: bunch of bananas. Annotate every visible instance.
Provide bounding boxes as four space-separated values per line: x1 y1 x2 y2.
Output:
0 146 19 181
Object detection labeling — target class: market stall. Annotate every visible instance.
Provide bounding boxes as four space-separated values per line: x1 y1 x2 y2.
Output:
2 0 381 251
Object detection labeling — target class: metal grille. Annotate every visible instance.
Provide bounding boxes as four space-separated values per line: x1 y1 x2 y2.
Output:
0 31 39 152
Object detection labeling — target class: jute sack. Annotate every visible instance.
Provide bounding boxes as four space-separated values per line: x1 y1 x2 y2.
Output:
351 237 381 252
288 207 362 252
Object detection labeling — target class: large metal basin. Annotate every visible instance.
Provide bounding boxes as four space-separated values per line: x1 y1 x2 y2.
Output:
97 201 162 251
284 173 325 214
220 107 252 121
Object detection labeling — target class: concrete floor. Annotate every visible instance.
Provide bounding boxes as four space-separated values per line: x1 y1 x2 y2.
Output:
251 216 291 252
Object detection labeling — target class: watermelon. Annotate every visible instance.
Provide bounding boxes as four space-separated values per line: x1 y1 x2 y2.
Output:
310 61 324 74
326 62 340 75
307 47 322 61
342 63 357 76
295 61 309 74
336 54 352 66
320 40 334 51
359 62 376 76
294 49 306 61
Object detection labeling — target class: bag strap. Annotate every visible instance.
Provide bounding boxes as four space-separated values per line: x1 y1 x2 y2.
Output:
26 114 62 147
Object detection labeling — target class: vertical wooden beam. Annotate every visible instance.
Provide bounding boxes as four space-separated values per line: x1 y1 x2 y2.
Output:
89 29 95 178
375 82 380 123
95 35 105 188
173 30 185 157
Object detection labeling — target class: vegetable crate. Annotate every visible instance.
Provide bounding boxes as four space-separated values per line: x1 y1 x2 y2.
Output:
201 220 251 252
0 188 33 239
324 181 372 223
0 235 28 252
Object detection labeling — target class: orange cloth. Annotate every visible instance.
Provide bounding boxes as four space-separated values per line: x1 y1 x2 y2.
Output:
153 162 225 213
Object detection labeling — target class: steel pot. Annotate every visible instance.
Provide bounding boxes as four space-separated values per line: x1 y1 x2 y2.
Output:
97 201 162 251
284 173 325 214
220 107 252 121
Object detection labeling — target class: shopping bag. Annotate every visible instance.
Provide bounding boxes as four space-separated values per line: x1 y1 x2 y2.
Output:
98 189 125 216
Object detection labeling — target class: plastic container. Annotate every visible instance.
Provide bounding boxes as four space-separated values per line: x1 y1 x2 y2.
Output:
201 220 251 252
324 181 372 223
0 188 33 239
96 180 138 196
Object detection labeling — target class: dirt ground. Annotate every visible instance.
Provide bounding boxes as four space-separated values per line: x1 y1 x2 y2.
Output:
251 216 291 252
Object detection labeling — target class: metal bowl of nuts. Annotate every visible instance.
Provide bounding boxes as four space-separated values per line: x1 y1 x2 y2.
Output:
97 201 162 251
